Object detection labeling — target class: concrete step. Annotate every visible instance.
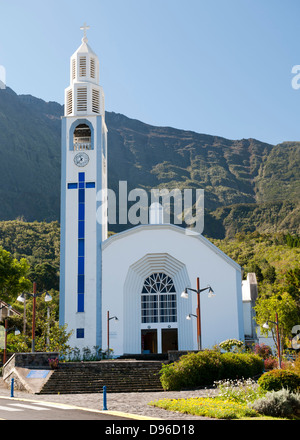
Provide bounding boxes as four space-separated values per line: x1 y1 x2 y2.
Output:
39 360 165 394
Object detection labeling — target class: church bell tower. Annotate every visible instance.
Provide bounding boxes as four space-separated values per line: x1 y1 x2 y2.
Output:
59 24 108 351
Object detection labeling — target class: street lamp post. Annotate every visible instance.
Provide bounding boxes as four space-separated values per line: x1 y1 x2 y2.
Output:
3 319 20 365
107 311 118 359
181 277 215 351
263 312 281 369
17 282 52 352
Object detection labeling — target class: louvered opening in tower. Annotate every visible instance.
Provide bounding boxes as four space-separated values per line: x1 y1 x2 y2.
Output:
72 59 76 80
90 58 96 79
92 89 100 113
77 87 87 112
67 89 73 115
79 56 87 77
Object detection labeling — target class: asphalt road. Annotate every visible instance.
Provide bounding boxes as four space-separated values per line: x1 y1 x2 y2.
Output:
0 397 136 420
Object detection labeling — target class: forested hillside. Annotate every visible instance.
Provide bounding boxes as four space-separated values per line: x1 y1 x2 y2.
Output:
0 87 299 238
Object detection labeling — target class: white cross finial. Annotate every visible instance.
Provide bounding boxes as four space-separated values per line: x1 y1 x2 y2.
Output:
80 22 90 41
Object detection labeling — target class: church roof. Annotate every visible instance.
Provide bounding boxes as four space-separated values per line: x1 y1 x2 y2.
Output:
72 23 97 58
103 224 241 271
73 38 97 57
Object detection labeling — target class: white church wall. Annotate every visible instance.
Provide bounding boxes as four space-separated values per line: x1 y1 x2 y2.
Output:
102 225 244 356
178 232 243 348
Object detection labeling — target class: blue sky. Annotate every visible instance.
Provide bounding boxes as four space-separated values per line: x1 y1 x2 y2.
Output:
0 0 300 144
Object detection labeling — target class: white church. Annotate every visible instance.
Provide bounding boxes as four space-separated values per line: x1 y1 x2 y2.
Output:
59 26 255 357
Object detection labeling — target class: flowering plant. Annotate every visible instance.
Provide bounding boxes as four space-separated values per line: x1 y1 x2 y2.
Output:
219 339 244 352
253 343 272 359
263 357 278 371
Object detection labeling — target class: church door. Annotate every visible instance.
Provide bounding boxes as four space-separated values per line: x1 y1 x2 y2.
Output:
141 273 178 354
162 329 178 353
141 329 157 354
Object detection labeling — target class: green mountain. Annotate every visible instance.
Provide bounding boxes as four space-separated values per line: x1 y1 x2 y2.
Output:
0 87 299 238
0 88 61 221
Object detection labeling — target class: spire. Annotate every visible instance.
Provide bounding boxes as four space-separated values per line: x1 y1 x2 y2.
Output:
64 24 104 117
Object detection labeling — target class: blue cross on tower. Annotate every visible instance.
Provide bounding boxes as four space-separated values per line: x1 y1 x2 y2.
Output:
68 172 95 312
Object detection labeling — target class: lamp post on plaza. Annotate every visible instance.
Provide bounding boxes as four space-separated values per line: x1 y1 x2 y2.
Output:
107 311 118 359
181 277 215 351
263 312 281 369
17 282 52 352
3 319 20 364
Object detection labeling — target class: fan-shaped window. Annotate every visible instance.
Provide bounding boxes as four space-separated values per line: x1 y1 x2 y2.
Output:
141 273 177 323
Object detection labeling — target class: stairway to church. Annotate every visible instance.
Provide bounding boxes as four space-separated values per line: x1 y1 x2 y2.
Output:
39 360 166 394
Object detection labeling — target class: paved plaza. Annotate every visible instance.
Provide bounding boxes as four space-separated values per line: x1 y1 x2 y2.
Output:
0 379 217 420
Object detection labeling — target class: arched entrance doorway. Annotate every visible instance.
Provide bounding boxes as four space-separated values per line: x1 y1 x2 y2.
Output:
141 272 178 354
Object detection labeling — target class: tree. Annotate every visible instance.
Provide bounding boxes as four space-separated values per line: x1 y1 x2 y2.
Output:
4 308 73 357
284 268 300 304
263 264 276 284
0 246 31 302
254 291 299 354
28 262 59 291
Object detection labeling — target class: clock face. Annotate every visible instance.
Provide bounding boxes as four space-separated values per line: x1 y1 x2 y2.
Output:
74 152 89 167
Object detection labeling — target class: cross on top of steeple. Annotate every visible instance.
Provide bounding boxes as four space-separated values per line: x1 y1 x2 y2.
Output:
80 22 90 42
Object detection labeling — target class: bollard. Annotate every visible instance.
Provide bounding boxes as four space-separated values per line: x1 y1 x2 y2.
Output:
10 378 14 398
103 385 107 410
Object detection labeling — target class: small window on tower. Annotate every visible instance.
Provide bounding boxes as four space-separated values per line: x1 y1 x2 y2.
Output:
76 328 84 339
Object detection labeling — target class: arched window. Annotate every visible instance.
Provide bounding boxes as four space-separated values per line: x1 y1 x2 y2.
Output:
141 273 177 324
73 123 92 150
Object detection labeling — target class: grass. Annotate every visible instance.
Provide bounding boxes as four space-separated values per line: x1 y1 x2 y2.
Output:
149 396 300 420
149 396 258 419
148 378 300 420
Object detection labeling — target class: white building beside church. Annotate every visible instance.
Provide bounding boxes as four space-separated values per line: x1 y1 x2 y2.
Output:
59 27 246 357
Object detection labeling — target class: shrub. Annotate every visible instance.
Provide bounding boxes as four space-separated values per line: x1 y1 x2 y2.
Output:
251 388 300 417
263 357 278 371
160 350 223 391
258 369 300 393
253 343 273 359
160 350 264 391
293 354 300 376
221 352 263 380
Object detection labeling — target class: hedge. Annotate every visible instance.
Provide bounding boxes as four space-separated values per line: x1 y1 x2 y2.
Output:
160 350 264 391
257 369 300 393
